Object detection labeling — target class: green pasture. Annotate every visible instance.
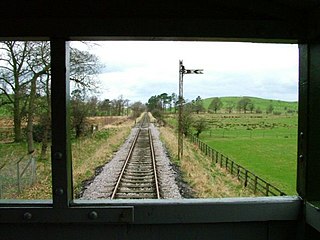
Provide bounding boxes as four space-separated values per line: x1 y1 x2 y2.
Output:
199 113 298 195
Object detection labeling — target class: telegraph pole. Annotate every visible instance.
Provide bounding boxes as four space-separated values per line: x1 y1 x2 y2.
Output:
178 60 203 161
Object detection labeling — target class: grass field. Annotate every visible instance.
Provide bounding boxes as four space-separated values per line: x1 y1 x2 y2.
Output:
196 112 298 195
165 99 298 196
160 126 254 198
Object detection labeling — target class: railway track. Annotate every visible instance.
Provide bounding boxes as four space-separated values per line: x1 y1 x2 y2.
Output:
111 113 161 199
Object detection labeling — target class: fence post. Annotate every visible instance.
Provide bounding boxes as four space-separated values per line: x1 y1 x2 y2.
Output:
237 166 240 180
220 155 223 168
211 149 214 161
244 170 248 187
216 151 218 163
226 157 229 170
254 176 258 193
266 183 270 196
231 161 234 174
31 156 36 184
17 161 21 195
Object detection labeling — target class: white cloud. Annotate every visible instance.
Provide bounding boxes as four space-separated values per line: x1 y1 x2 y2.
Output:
71 41 299 103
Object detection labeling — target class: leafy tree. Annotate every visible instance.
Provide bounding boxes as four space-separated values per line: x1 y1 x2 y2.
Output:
180 105 194 137
146 93 168 112
192 96 205 114
171 92 178 113
193 117 208 138
70 89 89 138
237 97 252 113
208 97 223 113
248 102 255 113
225 101 234 114
159 93 170 111
255 107 262 114
266 104 274 114
146 95 162 112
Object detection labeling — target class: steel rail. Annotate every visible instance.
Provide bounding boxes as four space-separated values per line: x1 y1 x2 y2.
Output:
111 112 161 199
148 129 160 199
110 128 141 199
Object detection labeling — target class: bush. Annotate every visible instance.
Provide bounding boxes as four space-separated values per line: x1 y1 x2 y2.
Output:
255 108 262 114
93 129 109 140
32 123 51 143
273 111 282 115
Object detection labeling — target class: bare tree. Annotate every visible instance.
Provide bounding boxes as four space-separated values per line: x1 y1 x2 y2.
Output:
130 101 146 118
0 41 103 156
0 41 34 142
25 42 50 153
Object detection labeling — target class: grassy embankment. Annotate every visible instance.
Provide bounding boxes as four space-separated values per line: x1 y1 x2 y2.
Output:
160 126 254 198
0 117 133 199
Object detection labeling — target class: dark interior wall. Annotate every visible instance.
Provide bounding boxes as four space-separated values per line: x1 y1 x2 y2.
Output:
0 0 313 41
1 221 299 240
1 1 320 239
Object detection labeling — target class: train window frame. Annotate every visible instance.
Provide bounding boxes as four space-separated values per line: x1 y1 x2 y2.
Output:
0 38 304 226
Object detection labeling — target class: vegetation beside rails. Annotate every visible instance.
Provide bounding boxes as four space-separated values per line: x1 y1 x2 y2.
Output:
1 119 133 199
159 126 254 198
72 121 133 197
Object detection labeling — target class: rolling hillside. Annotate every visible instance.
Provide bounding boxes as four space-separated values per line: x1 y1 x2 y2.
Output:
203 96 298 113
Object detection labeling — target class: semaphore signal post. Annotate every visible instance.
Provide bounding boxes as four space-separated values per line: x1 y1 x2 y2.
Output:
178 60 203 161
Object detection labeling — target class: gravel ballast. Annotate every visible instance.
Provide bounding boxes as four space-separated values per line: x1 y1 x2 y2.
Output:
80 123 182 199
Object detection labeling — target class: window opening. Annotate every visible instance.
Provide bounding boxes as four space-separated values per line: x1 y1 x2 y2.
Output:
0 41 298 201
69 41 298 201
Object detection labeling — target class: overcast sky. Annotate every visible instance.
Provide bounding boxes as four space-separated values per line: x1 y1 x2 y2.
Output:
71 41 298 104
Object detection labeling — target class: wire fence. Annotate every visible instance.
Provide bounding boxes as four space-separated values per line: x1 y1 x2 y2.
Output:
0 153 36 198
189 135 286 196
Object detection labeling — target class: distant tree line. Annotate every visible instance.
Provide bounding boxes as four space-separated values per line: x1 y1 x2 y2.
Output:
70 93 146 138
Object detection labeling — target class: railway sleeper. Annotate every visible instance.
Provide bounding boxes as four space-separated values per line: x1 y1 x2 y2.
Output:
115 194 156 199
120 184 154 188
124 171 154 176
120 179 155 184
118 188 155 193
122 176 154 181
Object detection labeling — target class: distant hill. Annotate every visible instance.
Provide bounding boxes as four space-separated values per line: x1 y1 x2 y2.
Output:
203 96 298 114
